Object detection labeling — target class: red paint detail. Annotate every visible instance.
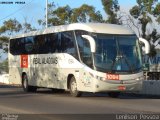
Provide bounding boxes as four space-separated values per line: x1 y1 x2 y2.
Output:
106 74 119 80
21 55 28 68
118 86 126 91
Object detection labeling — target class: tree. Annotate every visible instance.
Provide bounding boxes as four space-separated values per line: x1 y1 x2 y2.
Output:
38 3 103 27
0 18 35 73
0 18 35 50
153 3 160 23
130 0 160 38
0 18 22 35
101 0 120 24
71 4 103 23
50 5 72 26
0 59 8 73
23 17 36 33
0 26 6 34
0 36 9 52
0 19 21 54
129 0 160 57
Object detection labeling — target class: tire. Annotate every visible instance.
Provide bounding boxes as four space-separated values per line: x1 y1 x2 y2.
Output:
22 74 37 92
108 92 120 98
69 76 82 97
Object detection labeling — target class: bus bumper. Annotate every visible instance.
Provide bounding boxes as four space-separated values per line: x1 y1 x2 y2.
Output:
93 79 143 93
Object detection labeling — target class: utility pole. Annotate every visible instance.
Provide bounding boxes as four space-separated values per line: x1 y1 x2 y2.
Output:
46 0 48 28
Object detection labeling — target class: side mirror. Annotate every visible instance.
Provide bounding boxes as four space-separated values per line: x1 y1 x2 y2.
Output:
139 38 150 54
82 35 96 53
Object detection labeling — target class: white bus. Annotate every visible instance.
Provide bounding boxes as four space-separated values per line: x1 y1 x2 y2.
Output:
9 23 150 97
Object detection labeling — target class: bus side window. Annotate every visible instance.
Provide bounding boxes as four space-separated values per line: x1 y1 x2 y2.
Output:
46 33 59 53
56 33 61 53
60 31 77 57
10 38 25 55
25 36 34 54
10 39 16 55
34 35 46 54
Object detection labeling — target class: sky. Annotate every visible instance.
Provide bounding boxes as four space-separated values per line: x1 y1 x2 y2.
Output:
0 0 137 29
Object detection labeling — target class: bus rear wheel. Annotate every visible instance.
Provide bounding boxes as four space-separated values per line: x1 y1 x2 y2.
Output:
69 76 82 97
108 92 120 98
22 74 37 92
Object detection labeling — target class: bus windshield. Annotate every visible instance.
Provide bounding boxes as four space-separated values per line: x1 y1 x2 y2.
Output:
93 34 142 73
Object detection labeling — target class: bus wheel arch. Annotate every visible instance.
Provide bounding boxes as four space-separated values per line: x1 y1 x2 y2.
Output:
67 74 74 89
22 73 29 92
22 72 26 84
22 73 37 92
67 74 82 97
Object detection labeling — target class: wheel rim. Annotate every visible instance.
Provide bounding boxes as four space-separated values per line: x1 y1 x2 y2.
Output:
23 76 27 89
71 80 77 93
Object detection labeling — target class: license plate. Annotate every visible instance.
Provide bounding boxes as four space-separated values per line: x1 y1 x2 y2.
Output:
106 74 119 80
118 86 126 91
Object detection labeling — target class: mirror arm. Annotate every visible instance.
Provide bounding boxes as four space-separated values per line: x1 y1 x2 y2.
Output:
82 35 96 53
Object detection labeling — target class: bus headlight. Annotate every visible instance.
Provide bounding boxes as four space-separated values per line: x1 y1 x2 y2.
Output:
96 76 105 81
135 76 144 81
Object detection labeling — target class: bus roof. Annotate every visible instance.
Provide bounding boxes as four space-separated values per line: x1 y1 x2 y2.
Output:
10 23 135 39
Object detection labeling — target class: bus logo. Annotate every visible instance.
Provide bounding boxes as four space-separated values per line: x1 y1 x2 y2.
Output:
106 74 119 80
21 55 28 68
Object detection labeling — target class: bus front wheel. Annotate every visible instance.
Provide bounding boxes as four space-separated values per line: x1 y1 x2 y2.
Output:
69 76 82 97
22 74 37 92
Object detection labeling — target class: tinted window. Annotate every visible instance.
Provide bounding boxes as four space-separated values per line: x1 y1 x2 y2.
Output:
34 35 46 54
10 31 77 56
25 36 35 54
60 31 77 57
10 38 25 55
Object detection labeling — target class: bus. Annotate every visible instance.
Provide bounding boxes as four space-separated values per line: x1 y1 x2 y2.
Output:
9 23 150 97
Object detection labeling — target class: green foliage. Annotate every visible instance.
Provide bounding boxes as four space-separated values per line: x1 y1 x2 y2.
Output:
153 3 160 23
0 36 9 53
130 0 159 38
136 0 158 13
0 36 9 43
3 18 22 34
148 45 157 57
0 19 21 53
101 0 120 24
129 6 141 18
38 3 104 26
0 18 35 54
49 5 72 26
23 22 36 33
139 15 152 38
71 4 103 23
134 0 160 24
0 59 8 73
0 18 36 35
0 26 6 34
130 0 160 56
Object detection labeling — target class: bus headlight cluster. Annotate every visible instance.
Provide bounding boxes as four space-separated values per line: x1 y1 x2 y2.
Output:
89 72 106 81
135 76 144 81
96 76 106 81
